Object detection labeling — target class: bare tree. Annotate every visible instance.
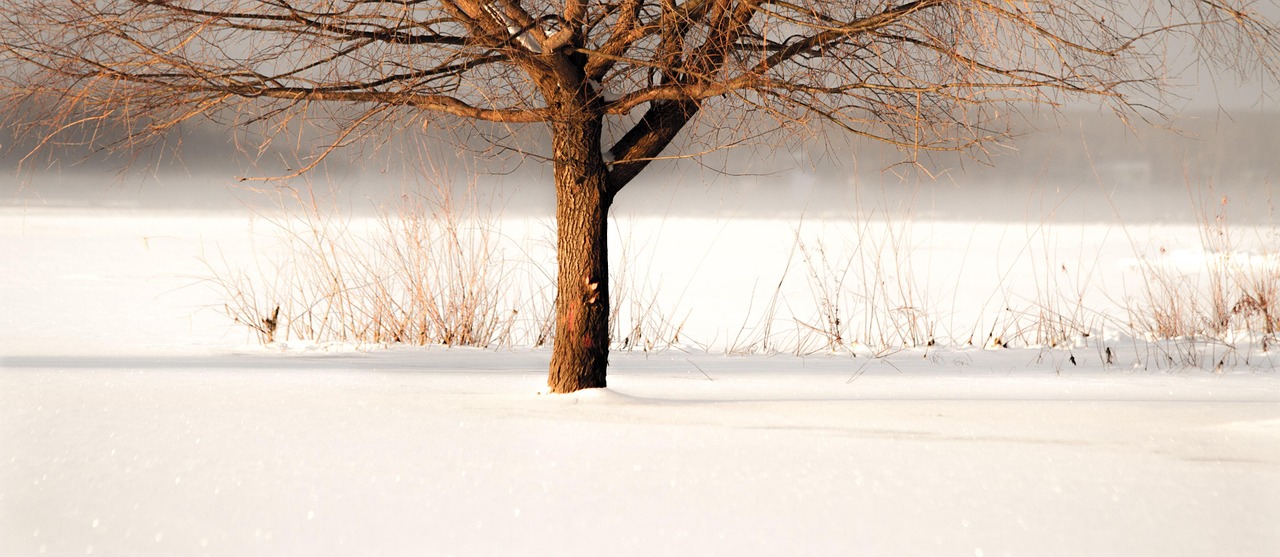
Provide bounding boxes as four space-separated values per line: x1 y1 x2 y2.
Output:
1 0 1276 391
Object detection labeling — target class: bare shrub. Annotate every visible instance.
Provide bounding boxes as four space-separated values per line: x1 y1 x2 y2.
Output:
730 207 937 356
825 209 938 354
1124 190 1280 367
725 239 798 356
207 186 700 352
206 180 552 348
995 220 1106 350
608 221 692 353
794 234 852 353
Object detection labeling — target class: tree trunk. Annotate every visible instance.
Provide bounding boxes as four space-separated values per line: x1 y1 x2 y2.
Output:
546 116 613 393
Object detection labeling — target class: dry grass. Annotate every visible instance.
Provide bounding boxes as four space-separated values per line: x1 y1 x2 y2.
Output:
207 178 1279 371
727 206 937 357
1126 193 1274 345
791 221 936 355
1122 190 1280 368
611 292 691 352
609 224 693 353
207 181 693 351
206 179 553 348
724 237 797 356
980 221 1107 351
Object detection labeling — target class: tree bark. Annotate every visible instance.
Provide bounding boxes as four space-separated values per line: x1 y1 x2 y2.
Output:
547 115 613 393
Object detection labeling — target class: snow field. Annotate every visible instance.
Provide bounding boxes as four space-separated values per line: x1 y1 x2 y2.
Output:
14 202 1269 359
2 206 1278 555
3 352 1278 556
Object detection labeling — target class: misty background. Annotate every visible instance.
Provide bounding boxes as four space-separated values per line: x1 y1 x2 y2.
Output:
4 1 1280 224
3 102 1277 223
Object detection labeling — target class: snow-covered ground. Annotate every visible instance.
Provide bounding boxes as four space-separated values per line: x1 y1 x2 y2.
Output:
2 206 1279 556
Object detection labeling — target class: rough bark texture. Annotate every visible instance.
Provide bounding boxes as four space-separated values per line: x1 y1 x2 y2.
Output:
546 113 613 393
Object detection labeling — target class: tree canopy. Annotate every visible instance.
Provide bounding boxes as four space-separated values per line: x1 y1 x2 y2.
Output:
4 1 1275 177
3 1 1277 392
